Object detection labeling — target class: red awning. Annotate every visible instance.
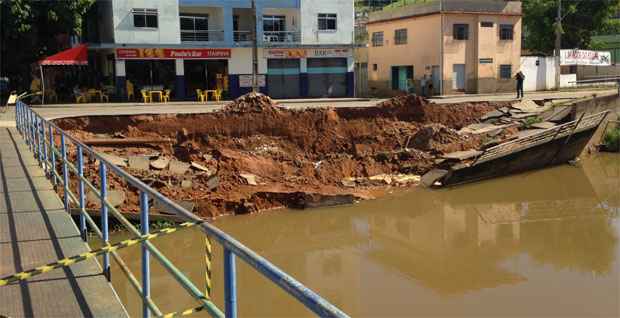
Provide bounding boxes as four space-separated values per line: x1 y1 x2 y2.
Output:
39 44 88 66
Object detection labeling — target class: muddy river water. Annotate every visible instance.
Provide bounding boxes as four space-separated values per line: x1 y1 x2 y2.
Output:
107 154 619 317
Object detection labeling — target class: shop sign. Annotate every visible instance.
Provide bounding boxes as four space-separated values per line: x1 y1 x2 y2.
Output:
116 48 231 60
239 75 266 87
307 48 352 58
560 49 611 66
479 58 493 64
265 49 307 59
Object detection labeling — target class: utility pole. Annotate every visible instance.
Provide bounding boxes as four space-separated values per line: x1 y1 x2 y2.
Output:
251 0 259 93
439 0 443 95
555 0 562 90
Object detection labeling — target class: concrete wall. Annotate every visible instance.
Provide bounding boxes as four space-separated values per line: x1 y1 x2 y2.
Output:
112 0 181 45
367 14 441 96
300 0 354 45
520 56 556 91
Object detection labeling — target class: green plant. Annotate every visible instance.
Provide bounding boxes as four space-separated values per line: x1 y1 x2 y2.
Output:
603 125 620 152
522 116 543 129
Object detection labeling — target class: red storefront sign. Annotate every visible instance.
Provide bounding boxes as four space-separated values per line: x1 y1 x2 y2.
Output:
116 48 231 60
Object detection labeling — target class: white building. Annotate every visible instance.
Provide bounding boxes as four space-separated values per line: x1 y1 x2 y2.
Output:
84 0 355 100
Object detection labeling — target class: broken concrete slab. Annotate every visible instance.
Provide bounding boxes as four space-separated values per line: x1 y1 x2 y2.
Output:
239 173 258 186
421 169 449 187
190 162 211 174
150 157 171 170
99 153 128 167
369 174 393 185
516 129 547 139
154 199 195 215
531 121 556 130
128 156 150 171
86 189 126 208
206 175 219 190
442 149 483 161
169 159 190 175
181 179 192 189
481 109 506 121
512 99 542 112
459 123 505 135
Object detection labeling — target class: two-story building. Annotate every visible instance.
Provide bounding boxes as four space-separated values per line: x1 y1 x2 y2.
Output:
366 0 522 96
84 0 355 100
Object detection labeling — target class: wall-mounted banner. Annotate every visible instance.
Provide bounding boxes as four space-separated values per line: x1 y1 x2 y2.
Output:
116 48 231 60
265 49 307 59
560 49 611 66
265 48 352 59
306 48 352 58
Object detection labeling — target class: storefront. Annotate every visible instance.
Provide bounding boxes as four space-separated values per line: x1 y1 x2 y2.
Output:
261 48 354 99
114 48 231 100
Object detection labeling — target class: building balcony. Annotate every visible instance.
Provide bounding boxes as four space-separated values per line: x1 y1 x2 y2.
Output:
181 30 224 42
262 31 301 46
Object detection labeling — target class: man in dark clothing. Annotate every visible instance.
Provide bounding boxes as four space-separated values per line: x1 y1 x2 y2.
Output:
515 71 525 99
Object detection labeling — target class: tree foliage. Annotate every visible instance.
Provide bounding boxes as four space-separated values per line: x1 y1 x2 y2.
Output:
0 0 94 89
523 0 620 54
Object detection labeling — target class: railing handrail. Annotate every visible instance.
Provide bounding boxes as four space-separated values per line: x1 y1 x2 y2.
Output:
475 110 609 164
15 101 349 318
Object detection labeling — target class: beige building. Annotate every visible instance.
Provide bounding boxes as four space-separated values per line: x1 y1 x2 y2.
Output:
367 0 522 96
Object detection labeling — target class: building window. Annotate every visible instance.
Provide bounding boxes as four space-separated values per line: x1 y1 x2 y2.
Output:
499 65 512 79
453 24 469 40
180 15 209 41
133 8 158 28
481 21 494 28
394 29 407 45
373 64 378 71
372 32 384 46
318 13 337 31
263 15 286 32
500 24 514 40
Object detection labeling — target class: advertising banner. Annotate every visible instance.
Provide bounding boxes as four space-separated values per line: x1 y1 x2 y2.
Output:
560 49 611 66
265 48 352 59
116 48 231 60
265 49 306 59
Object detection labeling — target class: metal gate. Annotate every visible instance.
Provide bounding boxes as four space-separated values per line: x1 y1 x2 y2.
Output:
307 58 347 97
267 59 300 99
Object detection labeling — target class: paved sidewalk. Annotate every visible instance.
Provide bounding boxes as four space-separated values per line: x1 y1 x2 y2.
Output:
5 88 617 121
0 127 127 317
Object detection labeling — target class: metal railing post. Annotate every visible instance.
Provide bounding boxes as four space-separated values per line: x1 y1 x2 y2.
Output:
41 118 48 172
27 109 33 148
61 134 69 212
100 161 111 281
37 116 44 166
49 125 57 185
224 248 237 318
140 191 151 318
77 145 87 241
15 102 20 133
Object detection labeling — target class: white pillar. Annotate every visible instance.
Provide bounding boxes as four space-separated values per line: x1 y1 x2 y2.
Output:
175 59 184 76
115 60 126 77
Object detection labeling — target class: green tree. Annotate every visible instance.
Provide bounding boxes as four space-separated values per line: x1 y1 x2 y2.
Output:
0 0 94 90
523 0 620 54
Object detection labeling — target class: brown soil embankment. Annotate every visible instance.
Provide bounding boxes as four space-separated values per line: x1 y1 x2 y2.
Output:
54 93 509 218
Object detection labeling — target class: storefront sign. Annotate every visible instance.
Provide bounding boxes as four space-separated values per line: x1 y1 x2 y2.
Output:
116 48 231 60
239 75 266 87
306 48 352 58
265 48 352 59
265 49 306 59
479 58 493 64
560 49 611 66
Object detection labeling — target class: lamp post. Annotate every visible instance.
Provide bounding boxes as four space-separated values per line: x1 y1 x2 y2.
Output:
251 0 259 93
555 0 562 90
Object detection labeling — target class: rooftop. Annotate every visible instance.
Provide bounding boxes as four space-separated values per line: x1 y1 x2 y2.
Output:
368 0 522 24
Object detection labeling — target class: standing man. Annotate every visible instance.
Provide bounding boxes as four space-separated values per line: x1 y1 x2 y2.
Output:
515 71 525 99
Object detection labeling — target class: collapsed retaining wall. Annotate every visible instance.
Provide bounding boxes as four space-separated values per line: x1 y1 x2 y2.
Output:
53 94 510 218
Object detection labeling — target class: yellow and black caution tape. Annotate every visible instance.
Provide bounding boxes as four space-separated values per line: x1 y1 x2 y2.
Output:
205 236 213 298
0 221 200 286
161 304 207 318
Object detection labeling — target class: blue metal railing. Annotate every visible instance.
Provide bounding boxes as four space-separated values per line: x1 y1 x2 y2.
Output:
15 101 349 318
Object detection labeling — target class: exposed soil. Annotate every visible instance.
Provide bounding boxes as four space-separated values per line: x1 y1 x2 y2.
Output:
54 93 510 218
